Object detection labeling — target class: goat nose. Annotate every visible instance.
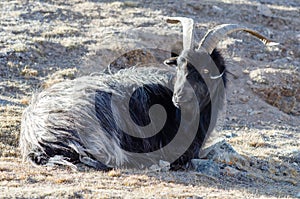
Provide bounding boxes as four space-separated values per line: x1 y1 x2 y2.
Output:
172 93 183 105
173 94 177 101
172 95 180 108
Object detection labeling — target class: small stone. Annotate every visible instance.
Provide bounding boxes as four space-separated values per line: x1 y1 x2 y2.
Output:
249 110 263 116
212 5 223 12
292 162 298 167
159 160 170 172
254 53 267 61
191 159 220 177
279 150 300 164
124 1 139 7
257 4 273 17
228 116 238 121
149 164 160 171
186 196 203 199
239 95 250 103
225 132 238 138
187 3 204 11
27 177 38 184
243 69 250 74
111 2 123 7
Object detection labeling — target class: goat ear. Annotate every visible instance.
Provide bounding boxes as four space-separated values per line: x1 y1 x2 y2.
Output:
164 57 177 67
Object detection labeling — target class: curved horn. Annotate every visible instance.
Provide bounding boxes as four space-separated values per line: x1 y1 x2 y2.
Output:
199 24 274 54
166 17 194 50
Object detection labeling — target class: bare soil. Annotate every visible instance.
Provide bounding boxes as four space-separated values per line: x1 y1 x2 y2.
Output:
0 0 299 198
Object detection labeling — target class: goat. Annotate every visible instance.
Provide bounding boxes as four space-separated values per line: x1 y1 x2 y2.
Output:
20 17 271 170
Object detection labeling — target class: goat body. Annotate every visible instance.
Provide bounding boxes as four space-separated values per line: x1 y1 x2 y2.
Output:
20 49 225 170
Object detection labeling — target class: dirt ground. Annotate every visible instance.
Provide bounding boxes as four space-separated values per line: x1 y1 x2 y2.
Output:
0 0 299 198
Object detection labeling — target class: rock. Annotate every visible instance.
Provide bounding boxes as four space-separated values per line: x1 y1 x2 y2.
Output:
227 116 238 122
200 140 248 169
296 192 300 198
123 1 139 7
186 196 203 199
149 160 171 172
212 5 223 12
26 177 38 184
107 49 168 74
222 166 240 176
279 150 300 164
249 68 300 115
247 80 253 86
253 53 267 61
249 69 268 84
249 110 263 116
292 162 298 168
191 159 220 177
239 95 250 103
257 4 273 17
225 132 238 138
243 69 250 74
149 164 160 171
159 160 170 172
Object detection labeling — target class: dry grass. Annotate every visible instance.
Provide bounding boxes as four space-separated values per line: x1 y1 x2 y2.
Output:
1 157 297 198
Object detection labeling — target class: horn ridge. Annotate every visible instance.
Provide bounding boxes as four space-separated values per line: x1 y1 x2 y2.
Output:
198 24 273 54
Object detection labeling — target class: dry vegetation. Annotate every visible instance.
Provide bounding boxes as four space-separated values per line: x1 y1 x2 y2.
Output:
0 0 299 198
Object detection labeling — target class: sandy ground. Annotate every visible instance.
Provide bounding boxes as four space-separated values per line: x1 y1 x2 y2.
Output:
0 0 299 198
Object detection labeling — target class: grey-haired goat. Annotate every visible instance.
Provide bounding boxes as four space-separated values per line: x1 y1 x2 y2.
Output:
20 17 271 170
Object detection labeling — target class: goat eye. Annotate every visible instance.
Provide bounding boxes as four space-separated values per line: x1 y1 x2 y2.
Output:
178 57 187 64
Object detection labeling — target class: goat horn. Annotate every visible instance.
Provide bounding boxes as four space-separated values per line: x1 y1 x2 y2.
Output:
167 17 194 50
199 24 274 54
